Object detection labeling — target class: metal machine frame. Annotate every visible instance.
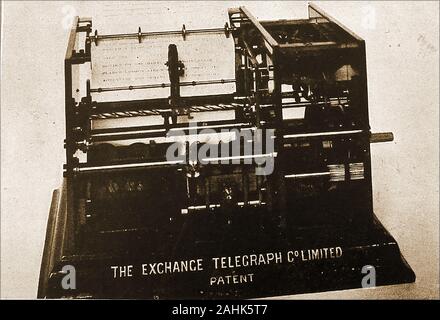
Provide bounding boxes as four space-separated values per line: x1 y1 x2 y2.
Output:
39 4 414 299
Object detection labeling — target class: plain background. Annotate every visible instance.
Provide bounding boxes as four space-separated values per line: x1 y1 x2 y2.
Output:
1 1 439 299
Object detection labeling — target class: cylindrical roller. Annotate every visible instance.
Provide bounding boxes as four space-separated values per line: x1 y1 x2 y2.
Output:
370 132 394 143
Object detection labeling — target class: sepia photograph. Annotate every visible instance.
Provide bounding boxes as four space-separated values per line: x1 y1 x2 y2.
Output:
0 1 438 303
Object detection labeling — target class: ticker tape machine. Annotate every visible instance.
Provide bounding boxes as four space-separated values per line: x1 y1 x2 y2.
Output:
39 4 415 299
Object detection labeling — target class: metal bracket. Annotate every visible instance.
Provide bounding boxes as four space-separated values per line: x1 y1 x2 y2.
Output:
92 30 99 46
181 24 187 40
138 27 142 43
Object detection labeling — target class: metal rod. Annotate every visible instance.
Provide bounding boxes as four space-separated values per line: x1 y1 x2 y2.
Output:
91 119 242 134
73 153 276 174
92 128 166 138
283 129 363 139
74 159 184 173
89 27 229 42
187 200 264 211
201 152 277 163
370 132 394 143
90 122 252 142
91 83 170 93
168 122 250 132
187 204 220 211
285 172 330 179
90 79 236 93
279 96 349 108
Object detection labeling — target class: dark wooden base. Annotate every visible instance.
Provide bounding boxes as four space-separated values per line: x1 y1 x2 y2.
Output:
38 184 415 299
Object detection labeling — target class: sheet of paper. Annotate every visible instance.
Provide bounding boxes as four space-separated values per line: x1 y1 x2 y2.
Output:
91 32 236 102
88 1 235 102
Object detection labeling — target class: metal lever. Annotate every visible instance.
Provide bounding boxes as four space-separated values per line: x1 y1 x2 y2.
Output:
370 132 394 143
166 44 184 106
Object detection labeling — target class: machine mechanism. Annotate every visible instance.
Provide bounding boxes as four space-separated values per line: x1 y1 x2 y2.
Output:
39 4 415 299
